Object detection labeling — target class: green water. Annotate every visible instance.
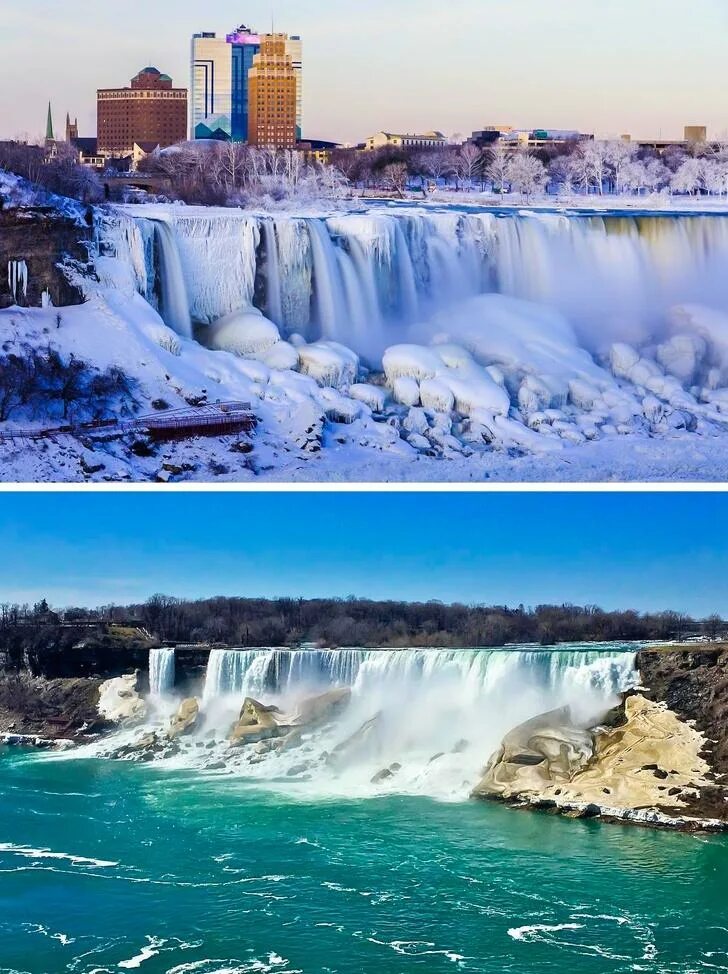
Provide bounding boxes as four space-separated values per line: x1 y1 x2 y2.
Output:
1 749 727 974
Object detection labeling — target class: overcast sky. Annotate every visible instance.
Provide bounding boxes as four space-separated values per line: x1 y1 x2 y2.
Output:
0 491 725 615
2 0 727 144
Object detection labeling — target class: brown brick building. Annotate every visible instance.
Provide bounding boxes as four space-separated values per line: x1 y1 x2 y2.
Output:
248 35 297 149
97 67 187 156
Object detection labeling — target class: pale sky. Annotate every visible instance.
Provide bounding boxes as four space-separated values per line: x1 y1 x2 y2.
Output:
2 0 726 144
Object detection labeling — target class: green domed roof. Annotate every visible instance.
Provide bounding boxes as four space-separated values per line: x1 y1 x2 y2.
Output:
139 66 161 74
158 74 172 82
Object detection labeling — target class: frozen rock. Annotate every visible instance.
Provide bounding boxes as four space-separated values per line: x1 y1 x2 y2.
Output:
261 341 299 371
392 376 420 406
383 344 443 382
298 341 359 387
568 378 600 410
407 433 431 451
442 372 510 417
628 357 662 387
319 389 361 424
403 407 430 436
656 334 706 385
420 378 455 413
98 674 147 725
432 342 475 370
206 308 281 358
348 383 387 412
610 343 640 378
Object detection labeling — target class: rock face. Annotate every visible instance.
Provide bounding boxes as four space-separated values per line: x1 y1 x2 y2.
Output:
0 674 108 741
473 693 725 828
638 646 728 776
168 698 200 739
291 688 351 727
229 689 352 748
229 697 283 746
0 208 92 309
98 673 147 726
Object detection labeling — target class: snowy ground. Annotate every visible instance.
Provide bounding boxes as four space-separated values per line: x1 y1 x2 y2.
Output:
3 292 728 484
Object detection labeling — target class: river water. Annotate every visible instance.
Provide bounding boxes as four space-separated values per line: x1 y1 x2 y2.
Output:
1 747 727 974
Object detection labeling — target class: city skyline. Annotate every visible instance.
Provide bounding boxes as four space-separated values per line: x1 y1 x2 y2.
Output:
2 0 726 145
0 492 725 616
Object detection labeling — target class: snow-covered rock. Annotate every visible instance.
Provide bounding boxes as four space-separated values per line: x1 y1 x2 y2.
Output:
206 308 281 358
348 383 387 412
392 376 420 407
298 341 359 387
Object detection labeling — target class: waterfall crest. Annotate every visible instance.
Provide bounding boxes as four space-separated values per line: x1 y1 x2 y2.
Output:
148 648 176 698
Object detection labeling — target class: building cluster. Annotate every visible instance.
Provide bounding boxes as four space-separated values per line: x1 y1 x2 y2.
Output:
36 23 711 177
43 23 318 171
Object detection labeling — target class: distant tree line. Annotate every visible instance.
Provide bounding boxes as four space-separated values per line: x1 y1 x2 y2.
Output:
0 596 721 672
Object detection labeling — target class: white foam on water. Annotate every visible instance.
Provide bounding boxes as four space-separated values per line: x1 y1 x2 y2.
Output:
508 922 585 941
0 843 118 868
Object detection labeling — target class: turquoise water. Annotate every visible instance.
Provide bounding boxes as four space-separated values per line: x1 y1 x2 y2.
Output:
1 750 727 973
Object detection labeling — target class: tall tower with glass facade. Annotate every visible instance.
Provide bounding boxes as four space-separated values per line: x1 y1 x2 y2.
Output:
190 26 260 141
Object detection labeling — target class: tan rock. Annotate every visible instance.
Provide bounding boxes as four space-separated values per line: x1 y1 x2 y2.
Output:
472 694 713 814
229 697 282 746
290 688 351 727
168 698 200 739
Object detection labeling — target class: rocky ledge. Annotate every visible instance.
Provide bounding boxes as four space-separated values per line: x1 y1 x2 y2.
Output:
472 691 728 831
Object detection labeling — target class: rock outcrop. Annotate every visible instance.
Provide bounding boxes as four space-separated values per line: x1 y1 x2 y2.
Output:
0 673 108 741
0 208 92 309
473 693 727 830
98 673 147 726
229 697 283 746
229 688 352 748
168 698 200 739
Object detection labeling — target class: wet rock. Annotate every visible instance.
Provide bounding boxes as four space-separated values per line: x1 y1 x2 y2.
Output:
168 698 200 739
229 697 284 746
292 688 351 728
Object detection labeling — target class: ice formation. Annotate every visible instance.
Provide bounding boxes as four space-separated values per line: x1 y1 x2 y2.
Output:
8 202 728 478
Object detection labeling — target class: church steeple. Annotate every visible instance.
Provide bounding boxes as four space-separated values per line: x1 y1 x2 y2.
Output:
45 102 54 142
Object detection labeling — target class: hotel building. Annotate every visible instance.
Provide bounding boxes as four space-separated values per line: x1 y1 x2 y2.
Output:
97 67 187 156
248 34 297 149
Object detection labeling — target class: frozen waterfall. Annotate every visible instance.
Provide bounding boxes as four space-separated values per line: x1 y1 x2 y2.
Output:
102 206 728 366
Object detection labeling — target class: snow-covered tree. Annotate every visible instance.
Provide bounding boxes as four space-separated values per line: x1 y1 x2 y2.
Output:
506 152 547 200
670 158 702 195
486 143 510 194
454 144 486 190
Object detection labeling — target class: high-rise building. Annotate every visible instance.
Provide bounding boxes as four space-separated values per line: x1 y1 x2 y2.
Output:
248 34 297 149
97 67 187 156
285 35 303 140
191 27 260 141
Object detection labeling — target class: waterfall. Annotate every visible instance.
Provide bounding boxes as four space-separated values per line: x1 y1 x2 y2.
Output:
203 645 637 706
149 648 176 697
193 644 639 801
261 220 283 326
104 206 728 366
307 219 348 340
152 222 192 338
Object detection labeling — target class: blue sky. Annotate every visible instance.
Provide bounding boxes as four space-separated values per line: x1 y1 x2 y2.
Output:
2 0 727 143
0 491 724 615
